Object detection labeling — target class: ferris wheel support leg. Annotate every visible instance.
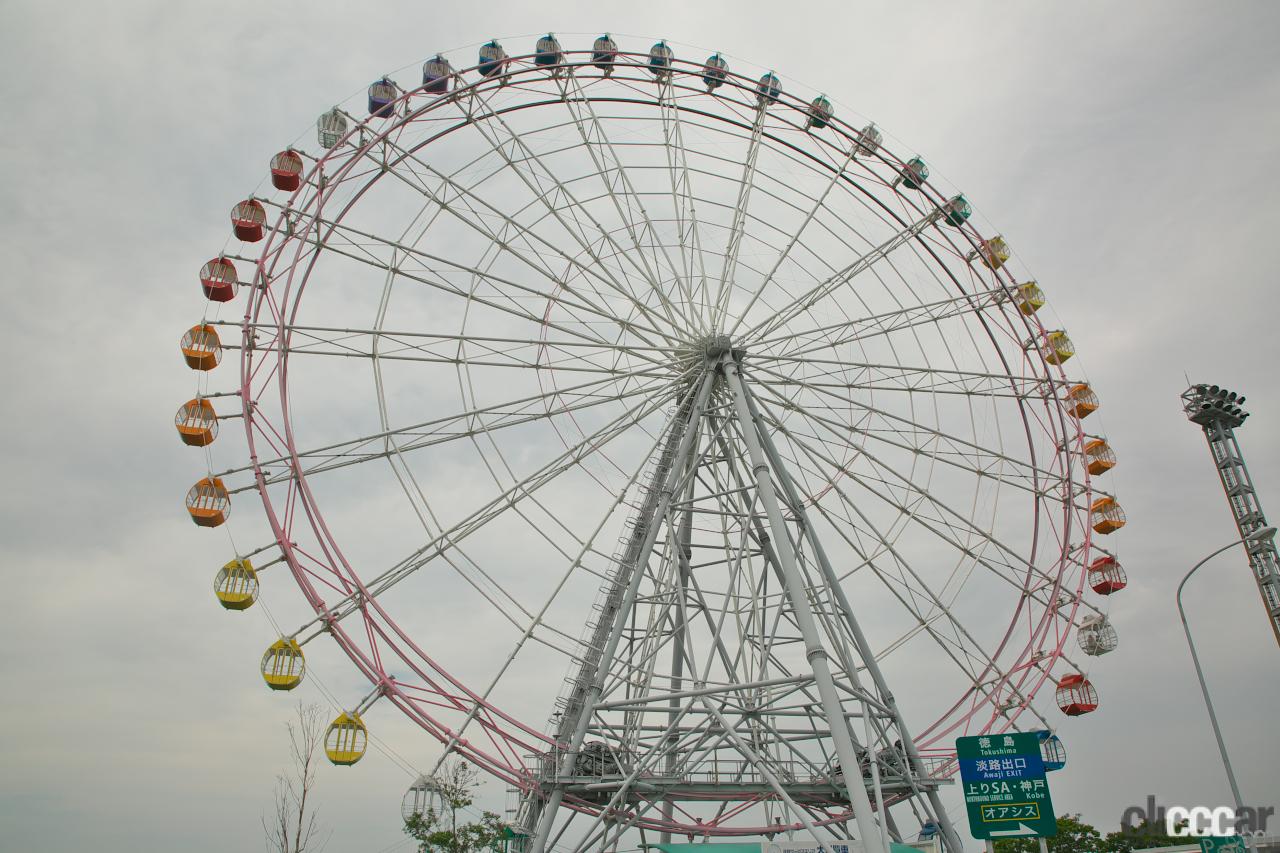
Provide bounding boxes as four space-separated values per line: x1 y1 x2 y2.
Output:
723 359 888 853
659 500 695 846
739 380 966 853
527 372 716 853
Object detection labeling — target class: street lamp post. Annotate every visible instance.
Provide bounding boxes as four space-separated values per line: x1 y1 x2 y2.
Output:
1175 526 1276 812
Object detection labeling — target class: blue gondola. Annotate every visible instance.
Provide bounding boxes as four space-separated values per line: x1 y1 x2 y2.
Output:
368 77 397 119
702 53 728 90
478 40 507 78
535 34 564 68
898 156 929 190
649 41 673 79
1038 730 1067 771
422 55 454 95
756 71 781 105
941 194 972 227
592 34 618 73
807 95 833 129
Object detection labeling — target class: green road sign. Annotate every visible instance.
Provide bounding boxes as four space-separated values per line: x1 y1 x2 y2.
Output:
956 733 1056 839
1199 837 1247 853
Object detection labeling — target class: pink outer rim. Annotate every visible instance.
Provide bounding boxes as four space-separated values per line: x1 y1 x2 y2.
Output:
235 48 1096 835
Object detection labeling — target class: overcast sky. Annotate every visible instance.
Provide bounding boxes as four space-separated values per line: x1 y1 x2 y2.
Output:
2 2 1279 852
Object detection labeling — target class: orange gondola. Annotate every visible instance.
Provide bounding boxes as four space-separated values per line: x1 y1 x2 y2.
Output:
1067 383 1098 419
1084 439 1116 475
1090 496 1125 534
186 477 230 527
175 398 218 447
180 324 222 371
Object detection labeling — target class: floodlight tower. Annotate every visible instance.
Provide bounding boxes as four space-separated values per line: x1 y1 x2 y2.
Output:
1182 383 1280 647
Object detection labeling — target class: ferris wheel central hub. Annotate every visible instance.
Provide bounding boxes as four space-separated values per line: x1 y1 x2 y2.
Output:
677 334 745 367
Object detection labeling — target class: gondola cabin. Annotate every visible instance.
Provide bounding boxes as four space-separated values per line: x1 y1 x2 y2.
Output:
325 712 369 766
1039 732 1066 771
973 235 1011 270
1077 614 1118 656
1055 673 1098 715
186 477 230 528
898 157 929 190
756 72 781 105
855 122 883 157
1013 281 1045 315
180 324 222 371
231 199 266 243
807 95 834 129
270 149 304 192
535 34 564 68
942 195 971 227
1090 497 1126 534
199 257 238 302
478 40 508 78
175 398 218 447
1088 555 1127 594
214 558 259 610
1043 330 1075 365
648 41 673 79
592 35 618 72
368 77 397 118
317 108 348 149
1067 383 1099 419
702 54 729 90
422 55 454 94
1084 439 1116 475
261 637 305 690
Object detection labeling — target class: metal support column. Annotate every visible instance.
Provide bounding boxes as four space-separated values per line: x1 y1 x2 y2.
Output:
724 358 889 853
528 371 715 853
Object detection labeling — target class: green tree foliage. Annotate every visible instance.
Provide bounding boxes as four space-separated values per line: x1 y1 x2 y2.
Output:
403 759 506 853
994 815 1103 853
992 813 1191 853
1105 818 1189 853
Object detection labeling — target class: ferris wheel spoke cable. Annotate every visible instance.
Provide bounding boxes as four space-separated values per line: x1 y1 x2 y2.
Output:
284 210 671 352
747 381 1100 666
460 85 691 340
353 130 681 351
750 364 1068 498
750 284 1023 358
222 370 669 490
280 375 692 640
713 102 768 331
558 73 702 330
655 77 714 332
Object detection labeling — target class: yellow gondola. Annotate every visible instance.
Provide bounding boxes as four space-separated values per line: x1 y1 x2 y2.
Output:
261 637 305 690
325 712 368 765
1013 281 1045 315
214 559 258 610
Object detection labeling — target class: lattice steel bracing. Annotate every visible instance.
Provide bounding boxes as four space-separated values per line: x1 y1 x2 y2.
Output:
516 346 961 853
1182 384 1280 645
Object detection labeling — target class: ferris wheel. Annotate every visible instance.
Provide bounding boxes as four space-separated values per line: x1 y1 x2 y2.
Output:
178 34 1128 853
